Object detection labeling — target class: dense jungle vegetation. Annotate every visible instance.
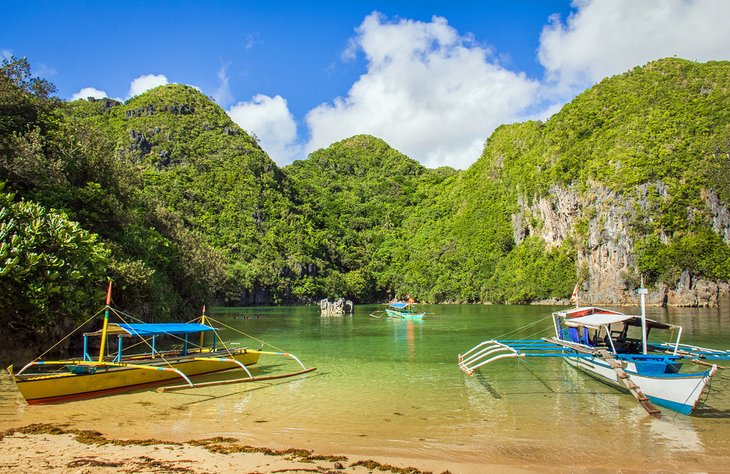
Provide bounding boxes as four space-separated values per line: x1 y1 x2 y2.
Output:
1 56 729 339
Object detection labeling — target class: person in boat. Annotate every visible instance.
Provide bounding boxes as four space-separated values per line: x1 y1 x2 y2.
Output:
406 294 415 304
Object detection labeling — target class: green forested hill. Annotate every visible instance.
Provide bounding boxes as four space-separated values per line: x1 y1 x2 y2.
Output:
386 58 730 303
1 56 729 344
1 60 227 328
284 135 455 301
68 84 304 305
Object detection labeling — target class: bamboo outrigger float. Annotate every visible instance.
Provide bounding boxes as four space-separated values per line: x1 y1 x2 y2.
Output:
7 283 315 404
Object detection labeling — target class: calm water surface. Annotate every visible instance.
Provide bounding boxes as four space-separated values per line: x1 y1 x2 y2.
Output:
2 302 730 467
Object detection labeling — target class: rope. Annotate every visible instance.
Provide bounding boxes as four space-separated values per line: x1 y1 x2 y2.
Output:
106 307 208 354
109 307 179 370
185 315 242 359
522 323 557 341
671 370 715 420
205 315 287 353
33 308 105 362
491 314 554 341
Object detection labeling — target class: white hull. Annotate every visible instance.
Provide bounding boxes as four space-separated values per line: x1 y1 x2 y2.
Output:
564 356 715 415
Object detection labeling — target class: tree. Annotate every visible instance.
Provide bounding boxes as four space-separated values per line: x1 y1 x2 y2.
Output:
0 56 57 141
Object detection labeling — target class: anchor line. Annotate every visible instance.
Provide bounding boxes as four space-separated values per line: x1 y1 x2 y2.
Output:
672 370 716 420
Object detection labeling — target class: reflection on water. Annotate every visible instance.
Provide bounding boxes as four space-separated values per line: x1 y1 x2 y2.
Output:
390 319 421 361
1 303 729 467
646 417 703 452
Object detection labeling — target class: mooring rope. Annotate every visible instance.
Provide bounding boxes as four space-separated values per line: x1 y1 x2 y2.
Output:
672 373 712 420
32 308 105 362
491 314 554 341
106 306 209 354
109 307 180 369
205 315 288 353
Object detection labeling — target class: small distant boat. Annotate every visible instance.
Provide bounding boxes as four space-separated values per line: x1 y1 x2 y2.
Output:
371 302 427 320
7 283 315 404
458 285 730 417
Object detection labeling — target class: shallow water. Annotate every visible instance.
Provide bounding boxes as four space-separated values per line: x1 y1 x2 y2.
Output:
2 302 730 468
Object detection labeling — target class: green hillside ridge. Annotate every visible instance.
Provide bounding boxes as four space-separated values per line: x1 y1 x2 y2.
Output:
284 135 455 301
69 84 325 305
1 56 729 351
1 59 228 333
390 58 730 303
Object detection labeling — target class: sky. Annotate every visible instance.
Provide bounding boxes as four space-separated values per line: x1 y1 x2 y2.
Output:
2 0 729 169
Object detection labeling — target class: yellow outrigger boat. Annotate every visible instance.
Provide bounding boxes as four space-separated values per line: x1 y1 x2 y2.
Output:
7 284 315 404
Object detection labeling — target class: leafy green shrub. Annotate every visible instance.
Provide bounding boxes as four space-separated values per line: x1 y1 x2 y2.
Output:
0 187 110 332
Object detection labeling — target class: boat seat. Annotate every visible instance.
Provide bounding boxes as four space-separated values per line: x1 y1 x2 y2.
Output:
614 338 641 354
582 328 593 346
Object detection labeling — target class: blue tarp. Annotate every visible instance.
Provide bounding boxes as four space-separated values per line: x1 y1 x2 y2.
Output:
116 323 214 336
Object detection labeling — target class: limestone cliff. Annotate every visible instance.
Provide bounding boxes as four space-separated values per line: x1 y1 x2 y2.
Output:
512 182 730 306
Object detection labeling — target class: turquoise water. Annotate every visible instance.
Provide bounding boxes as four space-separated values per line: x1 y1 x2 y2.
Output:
2 302 730 468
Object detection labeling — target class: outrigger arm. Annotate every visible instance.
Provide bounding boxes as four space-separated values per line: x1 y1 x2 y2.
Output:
192 356 255 379
157 350 315 393
252 350 309 371
458 339 665 418
191 349 308 380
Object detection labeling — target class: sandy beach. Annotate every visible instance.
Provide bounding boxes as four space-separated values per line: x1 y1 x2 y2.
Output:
4 422 730 474
0 424 502 474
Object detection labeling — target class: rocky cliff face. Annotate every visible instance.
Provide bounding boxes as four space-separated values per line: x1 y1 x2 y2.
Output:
512 182 730 307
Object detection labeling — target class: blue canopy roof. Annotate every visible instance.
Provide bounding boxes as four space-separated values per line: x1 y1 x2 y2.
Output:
116 323 214 336
389 302 410 309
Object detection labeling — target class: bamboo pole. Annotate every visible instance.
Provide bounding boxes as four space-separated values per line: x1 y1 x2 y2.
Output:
692 359 726 370
98 282 113 362
156 367 317 392
199 306 206 350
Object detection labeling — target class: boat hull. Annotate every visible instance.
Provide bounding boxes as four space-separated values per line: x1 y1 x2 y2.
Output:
564 356 714 415
385 309 425 320
11 350 260 404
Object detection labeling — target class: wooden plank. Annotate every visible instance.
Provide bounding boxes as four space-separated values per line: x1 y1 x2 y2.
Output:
596 350 661 418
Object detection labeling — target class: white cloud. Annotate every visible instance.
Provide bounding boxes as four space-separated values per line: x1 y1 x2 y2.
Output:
71 87 109 101
304 12 539 169
227 94 301 165
128 74 169 98
301 4 730 169
539 0 730 93
1 49 13 61
212 64 233 106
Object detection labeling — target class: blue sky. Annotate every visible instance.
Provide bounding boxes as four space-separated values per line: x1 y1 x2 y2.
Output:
2 1 729 169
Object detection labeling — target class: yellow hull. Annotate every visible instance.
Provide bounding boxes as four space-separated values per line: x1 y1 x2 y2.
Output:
12 350 260 404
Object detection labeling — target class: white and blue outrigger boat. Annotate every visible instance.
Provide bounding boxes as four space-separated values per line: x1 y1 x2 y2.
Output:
458 287 730 417
370 302 427 320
